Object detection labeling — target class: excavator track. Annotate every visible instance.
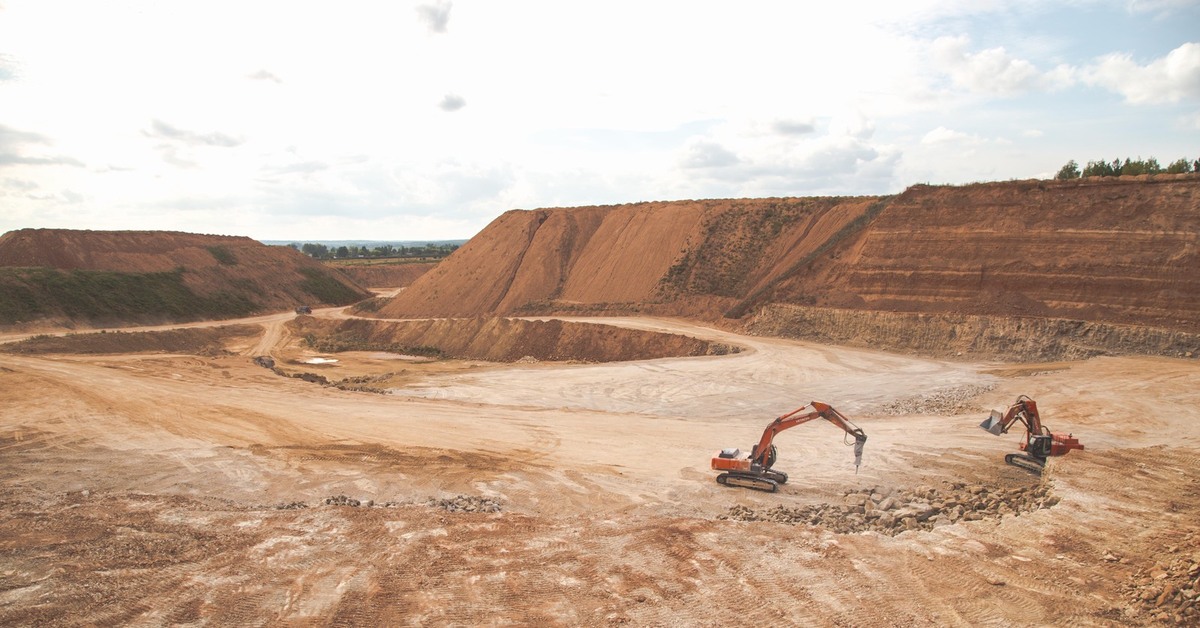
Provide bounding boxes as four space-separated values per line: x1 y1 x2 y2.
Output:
716 473 779 492
1004 453 1046 475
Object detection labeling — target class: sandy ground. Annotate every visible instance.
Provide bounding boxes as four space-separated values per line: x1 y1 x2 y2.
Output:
1 308 1198 625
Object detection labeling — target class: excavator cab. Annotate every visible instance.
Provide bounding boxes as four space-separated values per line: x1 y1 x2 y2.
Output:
1024 434 1053 458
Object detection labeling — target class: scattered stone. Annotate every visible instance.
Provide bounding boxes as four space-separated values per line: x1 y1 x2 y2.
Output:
1118 542 1200 622
324 494 361 507
878 384 996 415
720 480 1059 536
264 366 393 394
425 495 502 513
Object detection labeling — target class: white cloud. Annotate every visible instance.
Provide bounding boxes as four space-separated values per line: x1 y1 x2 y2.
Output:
921 126 981 145
247 69 282 83
0 124 84 167
0 53 17 81
144 120 244 148
679 141 740 170
0 1 1196 240
1084 42 1200 105
1126 0 1198 17
416 1 452 34
438 93 467 112
771 119 816 136
931 35 1051 95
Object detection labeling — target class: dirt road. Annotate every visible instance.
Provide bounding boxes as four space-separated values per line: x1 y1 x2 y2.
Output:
1 312 1198 625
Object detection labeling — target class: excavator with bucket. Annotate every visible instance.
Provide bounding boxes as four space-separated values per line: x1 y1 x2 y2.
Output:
979 395 1083 473
711 401 867 492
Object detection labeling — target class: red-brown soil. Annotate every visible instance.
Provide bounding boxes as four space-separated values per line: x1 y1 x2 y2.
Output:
1 310 1197 625
376 175 1200 340
772 175 1200 332
2 176 1199 625
374 196 883 319
288 315 737 363
0 325 261 355
325 260 436 289
0 229 370 327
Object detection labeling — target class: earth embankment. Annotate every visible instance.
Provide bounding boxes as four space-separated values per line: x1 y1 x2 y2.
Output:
288 315 739 363
0 229 370 327
372 175 1200 359
373 196 882 319
746 303 1200 362
325 260 436 289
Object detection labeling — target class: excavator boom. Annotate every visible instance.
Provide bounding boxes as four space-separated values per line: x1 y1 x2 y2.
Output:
980 395 1083 473
712 401 867 492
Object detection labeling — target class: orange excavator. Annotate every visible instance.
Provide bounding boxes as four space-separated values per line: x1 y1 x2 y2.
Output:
979 395 1083 473
711 401 867 492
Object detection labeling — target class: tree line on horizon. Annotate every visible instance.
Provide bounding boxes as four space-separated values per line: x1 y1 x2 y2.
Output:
1056 156 1199 180
289 242 460 260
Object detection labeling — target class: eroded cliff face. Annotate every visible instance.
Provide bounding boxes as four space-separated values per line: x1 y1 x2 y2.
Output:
745 304 1200 362
772 175 1200 332
371 175 1200 360
382 176 1198 328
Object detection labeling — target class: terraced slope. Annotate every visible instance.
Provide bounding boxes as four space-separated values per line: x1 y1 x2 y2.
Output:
768 175 1200 332
375 175 1200 337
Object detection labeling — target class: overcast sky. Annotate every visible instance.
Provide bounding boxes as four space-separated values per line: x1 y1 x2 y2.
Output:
1 1 1198 241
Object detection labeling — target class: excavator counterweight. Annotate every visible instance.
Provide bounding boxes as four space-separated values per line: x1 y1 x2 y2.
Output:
711 401 867 493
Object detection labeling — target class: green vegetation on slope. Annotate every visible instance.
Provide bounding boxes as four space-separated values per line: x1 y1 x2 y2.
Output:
0 267 259 325
724 196 893 319
206 245 238 265
297 267 365 305
659 200 824 298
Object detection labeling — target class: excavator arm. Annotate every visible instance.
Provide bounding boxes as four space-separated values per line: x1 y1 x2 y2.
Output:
712 400 868 492
750 401 867 470
980 395 1045 437
980 395 1083 473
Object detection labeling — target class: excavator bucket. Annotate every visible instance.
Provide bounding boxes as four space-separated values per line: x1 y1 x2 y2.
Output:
979 410 1006 436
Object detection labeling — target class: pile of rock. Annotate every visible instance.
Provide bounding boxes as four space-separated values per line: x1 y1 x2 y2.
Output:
279 370 329 385
258 361 393 394
331 373 394 394
425 495 502 513
1117 547 1200 624
324 494 370 507
253 356 276 369
878 384 995 415
721 482 1058 535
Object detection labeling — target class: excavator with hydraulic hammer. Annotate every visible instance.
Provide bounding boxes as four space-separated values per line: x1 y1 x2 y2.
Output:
711 401 867 493
979 395 1084 473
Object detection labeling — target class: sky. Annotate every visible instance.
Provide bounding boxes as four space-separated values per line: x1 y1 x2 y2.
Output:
1 1 1198 242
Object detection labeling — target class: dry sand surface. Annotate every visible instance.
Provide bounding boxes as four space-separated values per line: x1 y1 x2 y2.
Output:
2 307 1199 625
